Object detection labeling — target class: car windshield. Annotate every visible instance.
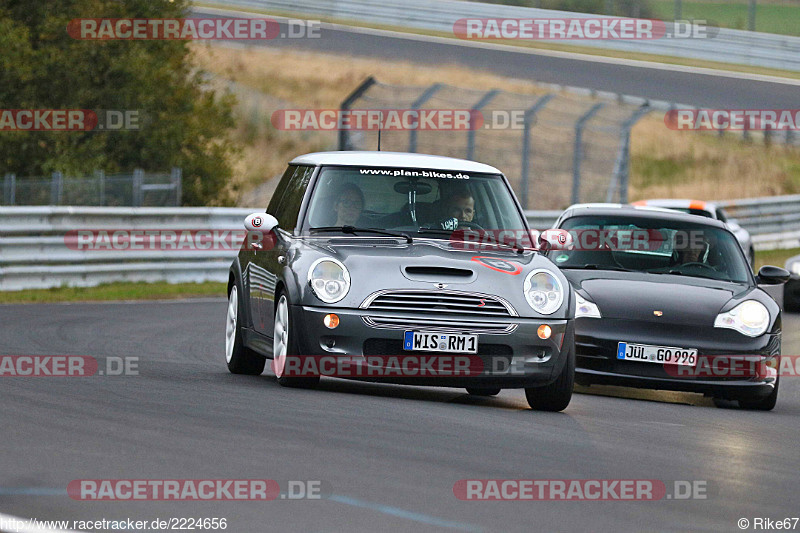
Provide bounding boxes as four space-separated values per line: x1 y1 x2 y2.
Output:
550 215 751 283
304 166 527 239
659 207 715 219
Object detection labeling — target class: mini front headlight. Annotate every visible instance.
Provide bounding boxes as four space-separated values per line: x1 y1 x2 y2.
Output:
523 269 564 315
714 300 769 337
308 258 350 304
575 293 601 319
790 262 800 276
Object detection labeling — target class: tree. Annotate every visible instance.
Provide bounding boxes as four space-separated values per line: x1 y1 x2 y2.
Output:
0 0 237 205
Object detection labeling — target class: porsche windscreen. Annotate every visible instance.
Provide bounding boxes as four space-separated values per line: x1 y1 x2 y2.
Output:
551 215 752 283
303 167 526 237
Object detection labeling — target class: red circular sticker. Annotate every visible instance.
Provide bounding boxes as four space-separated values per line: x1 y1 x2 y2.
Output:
471 256 522 275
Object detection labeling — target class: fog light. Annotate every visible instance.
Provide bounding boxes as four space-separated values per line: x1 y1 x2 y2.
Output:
537 324 552 340
323 314 339 329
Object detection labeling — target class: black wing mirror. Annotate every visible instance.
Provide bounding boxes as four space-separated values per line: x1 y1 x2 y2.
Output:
757 265 790 285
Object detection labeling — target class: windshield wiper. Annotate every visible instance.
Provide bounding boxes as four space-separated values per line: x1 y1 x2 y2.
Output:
559 264 633 272
418 227 524 253
310 226 412 243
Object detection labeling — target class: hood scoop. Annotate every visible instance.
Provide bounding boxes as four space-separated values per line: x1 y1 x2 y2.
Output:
402 266 476 283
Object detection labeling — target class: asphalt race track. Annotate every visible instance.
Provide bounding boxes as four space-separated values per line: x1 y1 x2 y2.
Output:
195 11 800 109
1 299 798 532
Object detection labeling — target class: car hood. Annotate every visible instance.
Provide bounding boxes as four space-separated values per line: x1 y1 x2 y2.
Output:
293 237 570 317
563 270 752 325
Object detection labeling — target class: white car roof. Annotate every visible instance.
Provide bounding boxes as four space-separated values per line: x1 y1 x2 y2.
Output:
290 151 502 174
636 199 718 212
566 203 677 214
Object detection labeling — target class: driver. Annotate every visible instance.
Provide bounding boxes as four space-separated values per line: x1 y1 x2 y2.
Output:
437 186 475 230
676 230 721 268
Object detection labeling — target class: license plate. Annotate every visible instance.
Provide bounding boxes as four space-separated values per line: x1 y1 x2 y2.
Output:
617 342 697 366
403 331 478 354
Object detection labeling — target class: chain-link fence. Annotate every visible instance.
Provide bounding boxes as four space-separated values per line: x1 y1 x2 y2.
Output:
339 78 653 210
1 168 182 207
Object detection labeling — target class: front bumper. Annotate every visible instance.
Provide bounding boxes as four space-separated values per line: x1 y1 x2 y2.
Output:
574 318 780 400
290 305 574 388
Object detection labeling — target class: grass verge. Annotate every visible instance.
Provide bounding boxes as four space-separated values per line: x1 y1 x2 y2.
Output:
0 281 227 304
754 247 800 271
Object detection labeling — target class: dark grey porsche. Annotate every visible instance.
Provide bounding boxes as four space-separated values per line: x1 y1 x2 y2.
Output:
224 151 576 411
550 204 789 410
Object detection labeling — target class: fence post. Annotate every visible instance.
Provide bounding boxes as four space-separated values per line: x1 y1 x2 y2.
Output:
674 0 681 20
51 171 63 205
520 93 555 210
171 167 182 206
748 0 756 31
3 173 15 205
608 104 652 203
338 76 377 151
408 83 443 153
466 89 500 161
95 169 106 206
133 168 144 207
571 103 604 205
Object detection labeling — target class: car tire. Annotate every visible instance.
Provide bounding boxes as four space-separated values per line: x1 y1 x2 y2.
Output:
225 284 267 375
524 345 574 412
737 378 779 411
273 291 320 388
465 387 501 396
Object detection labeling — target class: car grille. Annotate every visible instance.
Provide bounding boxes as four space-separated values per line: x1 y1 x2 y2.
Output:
360 289 518 334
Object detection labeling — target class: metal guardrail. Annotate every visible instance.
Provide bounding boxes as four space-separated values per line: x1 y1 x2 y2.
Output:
1 198 798 291
206 0 800 72
0 207 252 291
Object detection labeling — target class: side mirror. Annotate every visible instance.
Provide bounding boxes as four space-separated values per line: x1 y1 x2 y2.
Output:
538 229 573 252
244 213 278 233
757 265 790 285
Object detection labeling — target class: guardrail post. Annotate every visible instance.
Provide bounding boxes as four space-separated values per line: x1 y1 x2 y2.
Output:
3 173 15 205
95 169 106 206
338 76 377 151
674 0 682 20
408 83 443 153
608 103 652 203
171 167 182 206
748 0 757 31
520 93 555 210
572 103 604 205
764 124 772 147
466 89 500 161
51 171 63 205
133 168 144 207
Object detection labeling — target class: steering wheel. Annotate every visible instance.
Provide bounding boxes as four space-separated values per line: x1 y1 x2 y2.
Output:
458 220 484 231
681 262 716 272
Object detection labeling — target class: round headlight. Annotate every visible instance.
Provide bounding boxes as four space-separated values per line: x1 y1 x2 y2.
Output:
308 258 350 304
523 269 564 315
714 300 769 337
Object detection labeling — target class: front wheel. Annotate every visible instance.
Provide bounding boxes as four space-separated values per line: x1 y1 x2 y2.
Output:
524 347 574 412
273 292 319 388
738 378 779 411
225 284 266 375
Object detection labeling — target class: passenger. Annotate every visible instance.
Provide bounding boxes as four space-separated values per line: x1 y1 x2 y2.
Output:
333 183 365 226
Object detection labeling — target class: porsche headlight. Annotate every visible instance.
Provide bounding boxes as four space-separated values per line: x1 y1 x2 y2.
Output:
524 269 564 315
714 300 769 337
575 293 601 319
308 258 350 304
